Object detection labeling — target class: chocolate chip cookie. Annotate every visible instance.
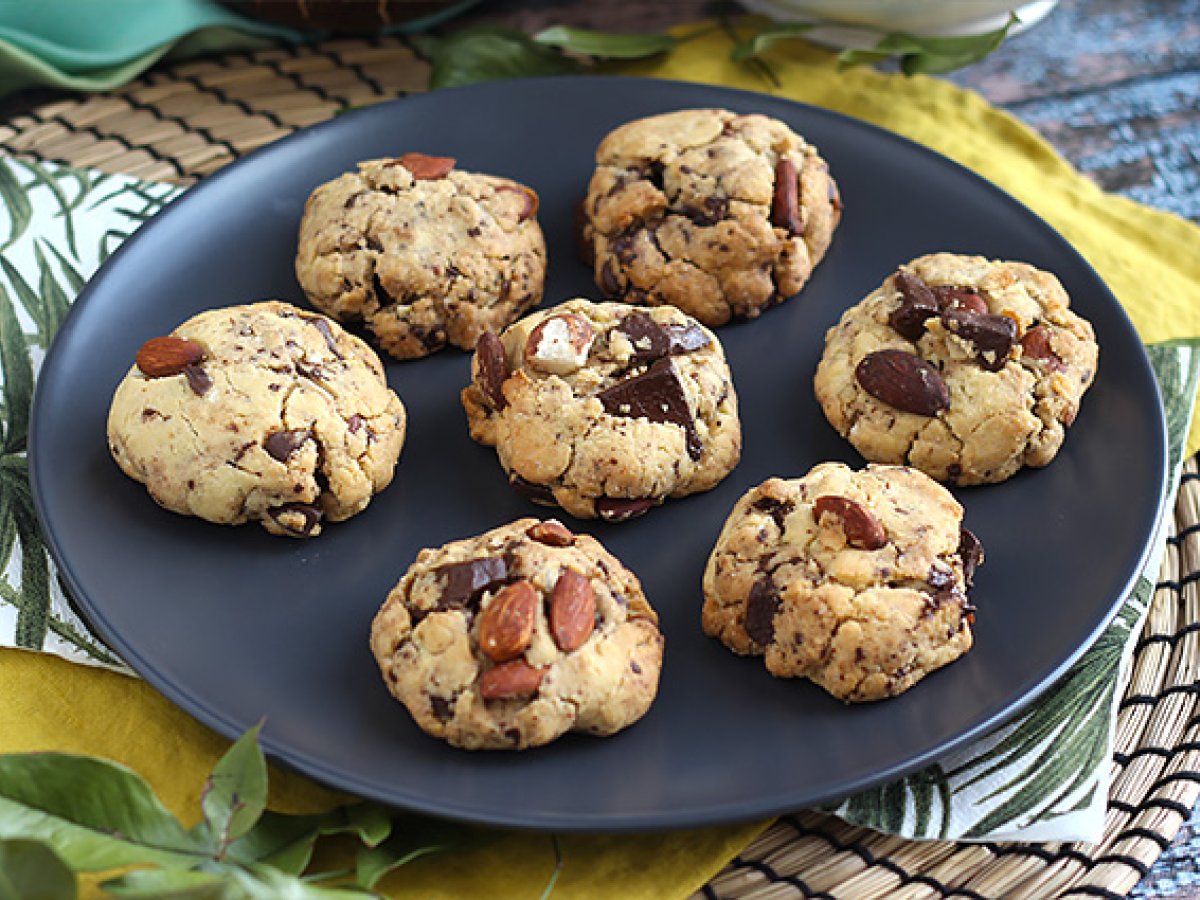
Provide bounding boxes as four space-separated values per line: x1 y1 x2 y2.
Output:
461 298 742 522
295 153 546 360
369 517 664 750
107 300 406 537
580 108 841 327
814 253 1099 485
702 463 980 702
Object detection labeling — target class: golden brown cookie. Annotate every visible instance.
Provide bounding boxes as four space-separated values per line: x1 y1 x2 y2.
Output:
369 518 664 750
581 108 841 327
702 463 980 702
107 301 406 537
461 298 742 522
814 253 1098 485
295 153 546 359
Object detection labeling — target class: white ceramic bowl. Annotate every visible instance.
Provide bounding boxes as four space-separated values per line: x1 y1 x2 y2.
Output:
738 0 1058 38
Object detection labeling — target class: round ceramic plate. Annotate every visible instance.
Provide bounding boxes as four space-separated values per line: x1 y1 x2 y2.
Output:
30 76 1167 831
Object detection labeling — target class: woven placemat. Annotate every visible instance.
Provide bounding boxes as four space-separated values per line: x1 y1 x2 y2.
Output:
2 39 1197 899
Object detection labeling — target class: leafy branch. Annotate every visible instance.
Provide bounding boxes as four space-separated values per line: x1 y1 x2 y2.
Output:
0 723 465 898
407 14 1017 91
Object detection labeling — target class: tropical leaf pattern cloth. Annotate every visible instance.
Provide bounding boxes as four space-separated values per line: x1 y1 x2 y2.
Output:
1 156 1197 842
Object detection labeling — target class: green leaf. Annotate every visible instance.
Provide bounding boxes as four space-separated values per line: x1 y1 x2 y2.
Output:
0 283 33 453
41 239 88 296
223 803 391 876
533 26 677 59
0 753 205 871
99 868 228 900
0 838 77 900
0 162 33 252
34 242 73 344
354 815 467 890
729 23 813 62
838 15 1015 75
413 26 580 90
15 158 80 259
203 722 268 854
11 490 50 650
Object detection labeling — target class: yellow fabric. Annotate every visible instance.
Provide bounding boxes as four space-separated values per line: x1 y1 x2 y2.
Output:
5 21 1200 899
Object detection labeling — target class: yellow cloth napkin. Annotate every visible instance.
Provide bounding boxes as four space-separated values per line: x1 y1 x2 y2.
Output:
5 23 1200 900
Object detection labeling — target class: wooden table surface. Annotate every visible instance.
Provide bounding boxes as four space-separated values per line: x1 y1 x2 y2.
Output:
465 1 1200 896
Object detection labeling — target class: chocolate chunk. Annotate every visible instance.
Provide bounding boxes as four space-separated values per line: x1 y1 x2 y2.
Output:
372 271 393 304
510 475 556 505
434 556 509 611
430 696 454 721
475 331 510 411
268 502 322 537
182 363 212 396
751 495 793 531
744 577 780 646
889 270 940 341
645 161 665 191
599 260 622 297
598 358 700 459
630 660 642 675
616 312 670 365
683 197 728 226
498 184 539 222
941 308 1017 371
348 414 364 434
770 158 803 236
304 317 341 356
596 497 655 522
665 323 711 354
958 528 984 586
264 428 310 462
927 565 955 592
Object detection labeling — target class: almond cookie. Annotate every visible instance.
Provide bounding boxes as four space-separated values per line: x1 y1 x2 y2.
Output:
580 108 841 327
814 253 1099 485
295 153 546 360
702 463 981 702
369 518 664 750
461 298 741 522
107 300 406 537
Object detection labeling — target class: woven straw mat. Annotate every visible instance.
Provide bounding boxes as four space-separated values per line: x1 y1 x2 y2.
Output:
2 38 1198 900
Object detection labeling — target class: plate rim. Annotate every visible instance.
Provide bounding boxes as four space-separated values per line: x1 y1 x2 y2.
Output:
28 74 1171 831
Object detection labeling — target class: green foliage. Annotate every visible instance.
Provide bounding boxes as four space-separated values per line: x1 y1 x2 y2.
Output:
534 26 679 59
412 26 580 90
0 728 459 898
0 838 76 900
729 22 813 62
836 15 1017 75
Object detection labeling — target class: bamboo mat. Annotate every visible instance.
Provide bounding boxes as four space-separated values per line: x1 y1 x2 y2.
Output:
3 38 1198 900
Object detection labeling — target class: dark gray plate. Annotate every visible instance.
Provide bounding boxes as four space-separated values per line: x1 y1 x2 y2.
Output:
29 76 1167 831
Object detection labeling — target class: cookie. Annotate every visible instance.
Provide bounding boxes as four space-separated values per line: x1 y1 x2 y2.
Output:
461 298 741 521
580 108 841 328
107 300 406 537
814 253 1098 485
294 153 547 360
702 463 980 702
369 517 664 750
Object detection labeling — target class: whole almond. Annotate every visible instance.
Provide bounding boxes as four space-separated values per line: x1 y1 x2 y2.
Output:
396 152 455 180
478 580 539 663
931 284 989 315
524 313 595 376
771 157 803 236
1021 325 1065 370
549 568 595 652
480 659 545 701
855 349 950 416
527 520 576 547
813 495 887 550
136 336 206 378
